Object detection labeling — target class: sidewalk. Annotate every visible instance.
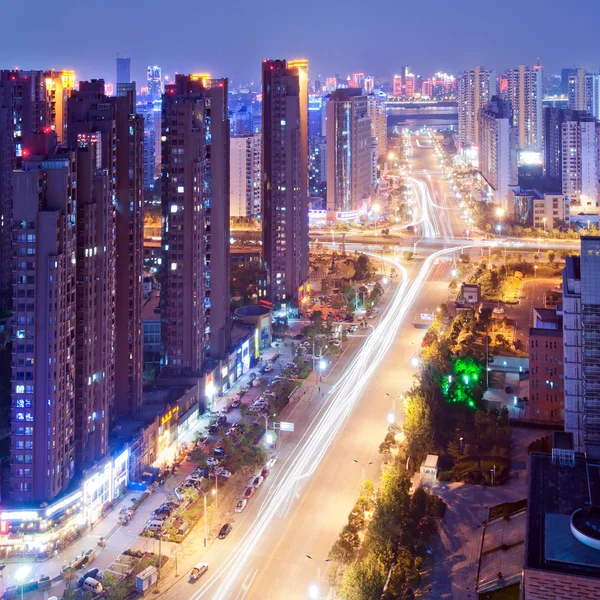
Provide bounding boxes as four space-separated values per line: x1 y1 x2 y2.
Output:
6 341 295 598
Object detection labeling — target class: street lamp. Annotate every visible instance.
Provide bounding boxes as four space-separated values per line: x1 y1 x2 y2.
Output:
15 566 30 600
385 392 401 425
353 459 374 493
495 207 504 237
319 359 327 382
306 554 331 599
198 488 210 547
459 436 464 455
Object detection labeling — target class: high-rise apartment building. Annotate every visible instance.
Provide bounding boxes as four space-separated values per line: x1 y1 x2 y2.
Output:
478 96 517 209
392 75 403 97
0 70 76 306
568 68 587 111
10 134 77 502
68 80 144 421
561 112 598 207
261 59 309 304
543 107 599 206
457 66 494 147
230 133 262 217
137 100 162 191
563 237 600 458
326 88 373 213
505 64 543 150
161 74 230 374
568 69 600 119
116 57 131 85
367 94 387 161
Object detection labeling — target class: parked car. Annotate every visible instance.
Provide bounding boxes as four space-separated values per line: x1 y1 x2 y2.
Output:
207 424 219 435
264 364 273 373
252 475 264 489
77 569 99 587
234 499 248 513
213 447 226 457
261 467 270 479
218 523 233 539
293 333 304 340
189 563 209 582
231 397 242 408
206 457 220 467
252 377 262 387
216 415 227 426
244 486 255 499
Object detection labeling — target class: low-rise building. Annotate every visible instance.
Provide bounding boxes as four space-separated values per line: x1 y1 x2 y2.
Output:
524 437 600 599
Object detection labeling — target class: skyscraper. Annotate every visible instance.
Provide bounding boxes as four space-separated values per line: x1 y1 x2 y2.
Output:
326 88 373 214
137 100 162 191
261 59 309 304
457 66 494 147
367 94 387 160
392 75 403 97
116 57 131 85
230 133 262 217
10 133 77 502
161 74 230 374
505 64 543 151
68 80 145 421
563 237 600 458
478 96 517 209
568 69 600 119
147 66 162 101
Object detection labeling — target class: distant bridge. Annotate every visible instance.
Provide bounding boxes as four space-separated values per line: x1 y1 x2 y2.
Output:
385 100 457 109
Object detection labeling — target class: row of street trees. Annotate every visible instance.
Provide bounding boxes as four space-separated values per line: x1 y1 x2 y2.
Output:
329 455 442 599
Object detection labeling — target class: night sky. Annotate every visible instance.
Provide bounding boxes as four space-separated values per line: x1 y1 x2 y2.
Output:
2 0 599 85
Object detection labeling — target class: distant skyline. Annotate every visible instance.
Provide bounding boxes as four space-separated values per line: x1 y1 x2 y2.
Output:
1 0 599 86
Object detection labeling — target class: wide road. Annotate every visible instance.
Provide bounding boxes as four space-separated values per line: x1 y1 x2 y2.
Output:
169 130 486 600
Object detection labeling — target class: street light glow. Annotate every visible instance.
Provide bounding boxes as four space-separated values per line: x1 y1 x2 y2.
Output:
411 357 419 368
387 412 395 424
15 566 31 581
309 584 319 599
319 359 327 371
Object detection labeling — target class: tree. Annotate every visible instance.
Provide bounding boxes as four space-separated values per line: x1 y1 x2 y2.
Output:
243 445 267 468
321 278 332 296
402 250 414 261
63 567 76 589
547 250 556 265
403 392 432 467
354 254 370 280
339 554 386 600
330 524 361 564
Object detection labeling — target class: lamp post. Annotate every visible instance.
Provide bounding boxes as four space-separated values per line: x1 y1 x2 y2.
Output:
495 207 505 238
15 566 30 600
459 436 464 455
319 359 327 383
198 488 210 547
306 555 331 599
353 459 374 494
385 392 402 425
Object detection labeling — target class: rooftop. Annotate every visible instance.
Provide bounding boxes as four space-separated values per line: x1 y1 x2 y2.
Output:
478 508 526 593
529 327 562 338
526 452 600 578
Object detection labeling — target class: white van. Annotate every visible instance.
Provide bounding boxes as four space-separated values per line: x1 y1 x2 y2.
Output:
82 577 103 594
146 519 164 533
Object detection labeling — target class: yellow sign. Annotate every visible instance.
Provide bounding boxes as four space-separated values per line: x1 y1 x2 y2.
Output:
161 405 179 426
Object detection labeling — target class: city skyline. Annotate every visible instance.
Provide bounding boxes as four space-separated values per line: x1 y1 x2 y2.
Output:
2 0 599 85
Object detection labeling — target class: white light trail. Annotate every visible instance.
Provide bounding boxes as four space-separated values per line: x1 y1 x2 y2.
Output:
190 243 465 600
